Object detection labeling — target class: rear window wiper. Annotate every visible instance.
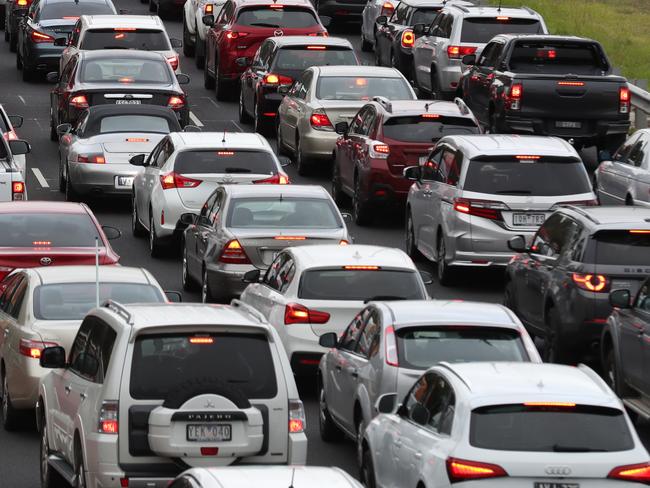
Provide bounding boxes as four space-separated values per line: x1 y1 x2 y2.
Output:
495 189 532 195
248 22 280 27
224 167 252 173
364 295 407 303
552 444 608 452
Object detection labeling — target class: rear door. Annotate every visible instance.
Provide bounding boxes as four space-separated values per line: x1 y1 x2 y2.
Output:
636 285 650 394
619 281 648 390
466 41 504 123
185 190 219 278
598 134 638 204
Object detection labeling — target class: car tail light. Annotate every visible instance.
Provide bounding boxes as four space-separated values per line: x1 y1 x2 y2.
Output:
160 172 201 189
225 31 248 40
384 325 398 366
619 86 630 114
447 45 476 59
200 447 218 456
77 153 106 164
98 400 119 434
453 198 506 221
572 273 609 293
218 239 251 264
447 458 507 483
69 94 89 109
204 3 213 14
310 109 333 131
289 400 305 433
16 0 31 6
557 81 584 87
608 462 650 484
309 31 328 37
306 45 326 50
369 142 390 159
12 181 25 201
30 29 54 43
507 83 523 110
284 303 330 325
166 54 179 71
253 173 290 184
344 265 380 270
263 73 293 86
380 1 394 16
167 95 185 109
339 240 349 245
630 229 650 234
3 130 17 141
401 29 415 48
19 339 58 359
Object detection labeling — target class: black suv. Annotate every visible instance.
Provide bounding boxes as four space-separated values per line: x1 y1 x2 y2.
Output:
505 206 650 364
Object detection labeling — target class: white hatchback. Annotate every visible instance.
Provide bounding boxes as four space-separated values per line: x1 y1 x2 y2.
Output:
362 362 650 488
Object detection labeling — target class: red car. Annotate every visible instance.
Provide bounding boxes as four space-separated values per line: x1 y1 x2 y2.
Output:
332 98 481 225
202 0 328 101
0 201 120 282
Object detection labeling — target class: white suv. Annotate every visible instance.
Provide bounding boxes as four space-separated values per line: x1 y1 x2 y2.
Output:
37 301 307 488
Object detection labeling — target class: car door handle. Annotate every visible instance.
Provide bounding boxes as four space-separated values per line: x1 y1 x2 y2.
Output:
350 370 358 378
64 385 72 394
414 452 422 460
394 440 402 447
423 190 433 197
80 393 87 400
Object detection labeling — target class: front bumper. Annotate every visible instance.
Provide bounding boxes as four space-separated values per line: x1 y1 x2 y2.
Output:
317 0 365 17
503 115 630 142
68 162 142 197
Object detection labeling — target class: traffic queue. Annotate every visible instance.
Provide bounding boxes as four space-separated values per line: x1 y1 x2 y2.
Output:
0 0 649 487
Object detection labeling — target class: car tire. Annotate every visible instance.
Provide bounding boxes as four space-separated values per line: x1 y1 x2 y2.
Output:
203 52 215 89
157 2 171 21
201 267 213 303
352 176 372 226
489 111 505 134
149 213 164 258
361 32 372 52
430 69 442 100
356 417 366 468
361 447 377 488
239 89 252 124
163 377 250 409
16 49 22 69
4 29 9 42
405 211 422 261
65 170 79 202
1 372 19 431
374 44 381 66
182 244 198 291
74 442 86 488
295 136 311 176
58 155 66 192
182 15 195 57
626 194 634 206
214 62 231 102
253 100 270 136
603 347 633 398
9 31 16 52
318 386 343 442
543 307 572 364
40 416 65 488
131 196 146 237
276 121 291 156
331 159 348 206
195 38 205 69
436 234 454 286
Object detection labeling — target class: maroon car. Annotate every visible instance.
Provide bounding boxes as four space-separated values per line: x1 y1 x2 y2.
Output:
0 201 120 282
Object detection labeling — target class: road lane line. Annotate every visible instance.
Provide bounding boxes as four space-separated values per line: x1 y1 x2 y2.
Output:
18 95 26 104
206 97 220 109
189 111 204 127
31 168 49 188
231 121 244 132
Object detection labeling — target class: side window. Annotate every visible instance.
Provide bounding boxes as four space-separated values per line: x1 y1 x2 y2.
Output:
359 108 376 136
635 282 650 312
532 214 576 258
85 320 117 383
349 107 369 135
0 275 21 314
154 139 172 168
339 310 368 351
289 81 302 98
421 147 443 181
299 71 312 98
424 375 455 435
59 58 75 86
75 112 89 137
256 41 273 68
68 321 93 375
147 139 164 167
217 1 233 24
199 191 219 219
478 42 503 68
427 13 442 34
263 253 289 291
613 133 640 162
628 142 646 168
438 14 453 38
437 148 462 186
402 374 433 420
569 226 587 262
393 3 409 25
6 276 28 320
208 190 223 224
277 257 296 293
356 310 381 358
70 21 81 46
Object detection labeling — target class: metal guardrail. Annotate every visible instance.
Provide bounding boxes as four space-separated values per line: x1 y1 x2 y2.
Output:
629 80 650 130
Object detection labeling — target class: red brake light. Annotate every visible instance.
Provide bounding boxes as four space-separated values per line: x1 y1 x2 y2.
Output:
310 112 333 129
69 94 89 109
189 336 214 344
114 27 136 31
630 229 650 234
263 73 293 86
380 1 394 15
515 155 540 160
371 143 390 156
160 172 201 190
17 0 29 6
19 339 58 359
447 45 476 59
510 83 522 98
306 45 326 50
496 16 509 20
166 55 179 71
167 95 185 109
225 30 248 40
343 265 379 270
619 86 630 114
126 138 148 142
218 239 251 264
401 29 415 48
31 29 54 43
523 402 576 407
284 303 330 325
33 241 51 246
608 463 650 484
453 198 505 221
506 83 523 110
273 236 306 240
557 81 584 87
77 153 105 164
98 400 118 435
12 181 25 200
339 240 349 245
422 113 440 119
200 447 219 456
572 273 609 292
447 458 507 483
252 173 290 184
268 3 283 7
384 325 398 366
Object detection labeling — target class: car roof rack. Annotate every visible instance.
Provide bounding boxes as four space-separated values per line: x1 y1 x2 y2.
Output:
102 300 134 325
556 205 599 224
372 96 392 113
453 97 471 116
448 4 469 13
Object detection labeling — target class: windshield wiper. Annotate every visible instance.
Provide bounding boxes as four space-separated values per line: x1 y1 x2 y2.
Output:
249 22 280 27
552 444 607 452
224 167 252 173
364 295 407 303
495 189 532 195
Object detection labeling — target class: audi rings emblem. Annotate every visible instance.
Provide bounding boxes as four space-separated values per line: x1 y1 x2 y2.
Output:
40 257 53 266
274 29 284 36
545 466 571 476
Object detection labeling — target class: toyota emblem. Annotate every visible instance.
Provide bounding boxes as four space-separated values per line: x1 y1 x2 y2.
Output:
545 466 571 476
40 257 52 266
273 29 284 36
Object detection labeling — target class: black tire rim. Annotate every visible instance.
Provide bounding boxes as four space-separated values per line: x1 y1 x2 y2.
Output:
40 421 49 485
1 375 7 422
406 214 415 254
437 237 446 282
182 247 189 286
149 215 155 253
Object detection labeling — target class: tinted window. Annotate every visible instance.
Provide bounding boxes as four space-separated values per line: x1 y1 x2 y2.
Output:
411 8 439 26
0 213 101 247
236 7 319 28
509 41 607 75
463 157 592 196
299 269 424 301
33 283 164 320
396 327 528 370
99 115 172 134
80 58 171 84
130 333 278 399
80 29 170 50
69 321 92 376
227 198 341 229
461 18 542 43
273 47 357 71
583 230 650 266
340 312 367 351
174 150 277 175
470 404 634 452
383 116 479 143
316 76 413 101
38 3 114 20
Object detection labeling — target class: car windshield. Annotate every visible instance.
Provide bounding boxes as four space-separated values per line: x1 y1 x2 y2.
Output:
383 115 479 143
396 327 528 369
461 17 543 44
236 6 319 28
463 157 592 196
80 58 171 84
80 29 170 50
38 3 114 21
0 214 101 247
509 41 608 75
316 76 413 101
227 197 341 229
298 269 425 301
470 404 634 452
33 283 164 320
130 333 278 399
584 230 650 265
411 8 439 26
99 115 172 134
174 150 278 175
274 47 357 71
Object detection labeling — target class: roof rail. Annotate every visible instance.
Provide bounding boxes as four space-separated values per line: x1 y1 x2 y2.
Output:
453 97 471 116
231 299 267 324
557 205 599 225
436 362 472 391
372 96 392 113
102 300 134 325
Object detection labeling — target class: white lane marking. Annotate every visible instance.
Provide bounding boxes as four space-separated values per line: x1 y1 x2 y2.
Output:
18 96 26 105
32 168 49 188
206 97 219 109
231 121 244 132
189 111 204 127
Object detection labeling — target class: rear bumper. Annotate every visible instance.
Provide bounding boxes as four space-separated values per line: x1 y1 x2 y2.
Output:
205 264 258 300
503 115 630 142
68 163 142 197
362 169 411 207
437 61 463 94
300 128 338 160
23 43 64 71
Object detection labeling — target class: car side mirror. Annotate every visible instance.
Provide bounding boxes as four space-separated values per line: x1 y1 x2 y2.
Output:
202 14 214 26
8 115 23 128
462 54 476 65
403 166 421 181
183 125 201 132
235 57 250 67
8 140 30 155
609 289 631 309
318 332 338 348
40 346 66 369
176 73 190 85
46 71 59 83
335 121 349 135
278 84 290 95
102 226 121 240
129 153 146 166
179 212 197 226
507 235 528 253
242 269 261 283
170 38 182 48
412 23 425 36
53 37 67 47
376 15 388 25
375 393 397 414
598 149 612 162
165 291 182 303
56 123 72 136
410 403 429 425
278 156 291 167
419 270 433 285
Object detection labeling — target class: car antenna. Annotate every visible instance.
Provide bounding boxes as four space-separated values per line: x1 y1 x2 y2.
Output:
222 130 226 143
289 468 295 488
497 0 502 12
424 102 430 112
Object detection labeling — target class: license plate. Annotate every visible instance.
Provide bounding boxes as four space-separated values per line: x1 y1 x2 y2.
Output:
115 100 141 105
186 424 232 442
513 213 546 226
419 155 428 164
534 483 579 488
555 121 581 129
115 176 134 188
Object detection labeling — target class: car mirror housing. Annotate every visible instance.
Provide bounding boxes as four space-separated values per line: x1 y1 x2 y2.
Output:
56 123 72 136
375 393 397 414
8 115 23 128
335 121 349 135
40 346 66 369
242 269 261 283
402 166 420 181
164 291 183 303
462 54 477 65
598 149 612 162
235 57 249 67
278 156 291 167
412 23 425 36
176 73 191 85
376 15 388 25
609 289 631 309
8 140 30 155
202 14 215 27
46 71 59 83
102 226 121 240
318 332 338 348
419 270 433 285
170 38 182 48
129 153 146 166
507 235 528 253
179 213 197 226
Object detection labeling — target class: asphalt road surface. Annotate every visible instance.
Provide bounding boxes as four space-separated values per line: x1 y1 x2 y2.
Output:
0 1 647 486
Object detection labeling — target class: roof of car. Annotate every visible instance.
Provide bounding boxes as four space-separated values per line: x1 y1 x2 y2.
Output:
371 99 473 117
288 245 417 270
81 14 164 28
169 132 272 150
441 135 578 158
446 4 542 18
25 266 155 285
223 184 331 199
267 36 353 48
194 466 361 488
232 0 314 9
0 201 90 214
314 65 405 78
492 34 595 44
560 205 650 229
377 300 520 328
80 49 168 61
397 0 471 7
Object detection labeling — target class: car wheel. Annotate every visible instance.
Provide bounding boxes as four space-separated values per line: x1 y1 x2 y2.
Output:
65 169 79 202
543 307 571 364
58 155 66 192
182 245 198 291
214 62 231 102
131 196 146 237
430 69 442 100
276 121 290 156
374 43 381 66
405 212 422 261
195 38 205 69
203 52 215 89
352 176 372 226
390 50 399 70
1 372 19 431
253 100 270 136
40 416 65 488
149 213 164 258
182 15 195 57
361 31 372 52
4 29 8 42
503 280 516 312
436 234 454 286
9 31 16 52
201 267 213 303
16 49 22 69
361 447 377 488
318 386 343 442
626 195 635 206
489 111 505 134
331 159 348 206
74 444 86 488
239 89 252 124
295 136 311 176
356 417 366 468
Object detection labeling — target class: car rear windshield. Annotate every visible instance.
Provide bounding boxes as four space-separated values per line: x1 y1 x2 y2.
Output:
461 18 543 44
583 230 650 266
383 115 479 143
509 41 608 75
80 58 171 84
463 157 592 196
316 76 412 101
130 333 278 399
396 327 527 369
274 47 357 71
236 6 319 28
174 150 277 175
80 29 170 50
227 197 341 229
470 404 634 452
99 115 172 134
411 8 440 26
34 283 163 320
38 3 114 20
298 269 425 301
0 214 101 247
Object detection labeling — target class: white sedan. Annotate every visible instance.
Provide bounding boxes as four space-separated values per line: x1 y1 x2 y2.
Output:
182 0 226 68
362 362 650 488
239 244 430 374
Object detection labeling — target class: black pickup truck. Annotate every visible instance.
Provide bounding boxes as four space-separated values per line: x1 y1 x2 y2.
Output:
459 34 630 152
